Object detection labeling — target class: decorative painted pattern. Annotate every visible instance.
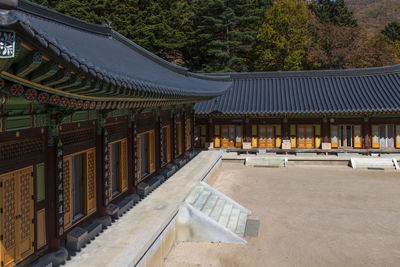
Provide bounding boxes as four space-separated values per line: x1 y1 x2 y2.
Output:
19 170 31 240
87 150 95 200
38 92 49 104
49 95 60 105
103 133 109 205
25 89 37 101
62 157 70 225
0 30 15 58
10 83 24 96
3 173 16 249
57 141 64 236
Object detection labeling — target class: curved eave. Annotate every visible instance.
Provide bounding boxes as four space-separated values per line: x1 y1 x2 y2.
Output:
0 1 231 101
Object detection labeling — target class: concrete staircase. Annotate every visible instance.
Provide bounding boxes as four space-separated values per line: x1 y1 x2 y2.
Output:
184 182 251 238
350 157 399 170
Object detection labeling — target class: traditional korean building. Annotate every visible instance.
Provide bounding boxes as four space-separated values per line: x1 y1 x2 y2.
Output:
195 67 400 152
0 1 230 266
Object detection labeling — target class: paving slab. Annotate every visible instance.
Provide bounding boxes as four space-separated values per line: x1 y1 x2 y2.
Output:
65 150 222 267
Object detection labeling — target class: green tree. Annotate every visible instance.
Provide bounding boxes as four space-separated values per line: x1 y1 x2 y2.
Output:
255 0 310 71
184 0 272 72
382 21 400 43
31 0 190 64
309 0 357 27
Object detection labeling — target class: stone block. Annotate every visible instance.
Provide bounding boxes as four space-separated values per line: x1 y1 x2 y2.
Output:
147 176 162 191
126 193 140 204
52 247 68 266
117 197 134 218
66 227 88 251
31 247 68 267
162 167 176 178
83 222 103 241
166 163 178 170
105 203 119 216
93 215 112 229
174 156 189 167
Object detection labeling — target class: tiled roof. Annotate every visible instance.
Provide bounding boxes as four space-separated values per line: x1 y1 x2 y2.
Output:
195 65 400 115
0 0 231 98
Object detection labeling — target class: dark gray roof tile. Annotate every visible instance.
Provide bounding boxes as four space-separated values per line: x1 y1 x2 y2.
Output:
195 66 400 115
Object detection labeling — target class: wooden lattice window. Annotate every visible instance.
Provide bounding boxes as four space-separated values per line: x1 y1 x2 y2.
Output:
107 139 128 200
63 148 96 230
0 166 34 266
137 131 155 181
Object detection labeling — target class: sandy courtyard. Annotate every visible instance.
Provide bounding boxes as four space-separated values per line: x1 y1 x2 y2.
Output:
163 163 400 267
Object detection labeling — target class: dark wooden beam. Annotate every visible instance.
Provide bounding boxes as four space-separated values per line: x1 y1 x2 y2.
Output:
15 51 43 77
54 76 83 90
65 79 92 93
30 62 59 83
42 70 72 87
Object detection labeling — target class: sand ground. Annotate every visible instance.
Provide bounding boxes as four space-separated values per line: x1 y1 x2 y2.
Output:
163 163 400 267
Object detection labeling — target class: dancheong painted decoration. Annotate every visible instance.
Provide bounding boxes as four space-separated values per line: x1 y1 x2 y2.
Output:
1 0 400 266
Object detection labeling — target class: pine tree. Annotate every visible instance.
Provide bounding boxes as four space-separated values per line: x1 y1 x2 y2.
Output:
255 0 309 71
185 0 272 72
309 0 357 27
233 0 273 71
31 0 190 63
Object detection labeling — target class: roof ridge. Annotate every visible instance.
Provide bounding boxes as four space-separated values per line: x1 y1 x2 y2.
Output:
17 0 112 36
204 64 400 79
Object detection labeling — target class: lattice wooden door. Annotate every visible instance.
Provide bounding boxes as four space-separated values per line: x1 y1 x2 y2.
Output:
0 166 34 267
17 167 34 260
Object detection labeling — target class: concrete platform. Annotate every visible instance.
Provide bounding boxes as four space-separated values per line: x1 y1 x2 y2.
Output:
65 151 222 267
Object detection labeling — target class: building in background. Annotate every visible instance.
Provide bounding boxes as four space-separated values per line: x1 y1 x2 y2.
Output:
195 68 400 152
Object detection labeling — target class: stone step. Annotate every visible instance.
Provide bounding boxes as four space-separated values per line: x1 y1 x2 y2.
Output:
210 199 226 221
201 194 218 216
218 204 233 227
227 208 241 233
185 185 204 204
193 190 211 210
235 212 248 237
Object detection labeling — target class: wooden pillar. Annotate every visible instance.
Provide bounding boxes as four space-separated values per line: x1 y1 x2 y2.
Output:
245 118 251 142
208 118 214 143
96 112 107 215
191 111 195 150
128 112 135 194
363 118 371 149
171 111 176 159
155 111 161 174
47 113 60 251
322 118 329 143
282 118 289 140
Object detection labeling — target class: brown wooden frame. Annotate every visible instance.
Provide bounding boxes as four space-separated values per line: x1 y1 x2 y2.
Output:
63 148 96 231
136 130 156 182
107 139 128 201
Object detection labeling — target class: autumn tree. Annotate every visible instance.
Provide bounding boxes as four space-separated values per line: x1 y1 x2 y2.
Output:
307 13 396 69
309 0 357 27
255 0 309 71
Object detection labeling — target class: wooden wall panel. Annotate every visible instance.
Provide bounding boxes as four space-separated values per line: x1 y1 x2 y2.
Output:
36 209 46 249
